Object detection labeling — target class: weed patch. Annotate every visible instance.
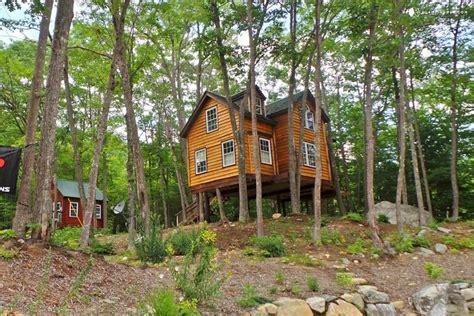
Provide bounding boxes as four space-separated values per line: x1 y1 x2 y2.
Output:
336 272 353 289
320 228 344 246
306 276 320 292
283 253 321 267
135 225 167 264
238 284 272 307
424 262 445 280
250 235 286 257
0 245 17 259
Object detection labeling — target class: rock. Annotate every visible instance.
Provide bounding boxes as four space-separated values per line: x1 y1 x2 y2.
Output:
365 303 396 316
274 298 312 316
437 226 451 234
461 288 474 301
352 278 369 285
341 293 365 310
306 296 326 314
412 283 449 315
391 300 404 310
419 247 435 256
332 264 347 270
257 303 278 316
434 243 448 254
375 201 432 227
358 286 390 304
272 213 282 219
417 229 428 237
321 294 338 302
101 299 116 305
326 299 362 316
451 283 470 291
342 258 351 265
467 301 474 310
251 310 267 316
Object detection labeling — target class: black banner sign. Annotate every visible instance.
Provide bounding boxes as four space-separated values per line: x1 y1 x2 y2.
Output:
0 146 22 195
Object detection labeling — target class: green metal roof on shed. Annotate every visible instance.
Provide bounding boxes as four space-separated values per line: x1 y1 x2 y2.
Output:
57 179 104 201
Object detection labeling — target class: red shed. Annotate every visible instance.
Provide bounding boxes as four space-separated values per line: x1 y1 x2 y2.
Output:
51 179 105 229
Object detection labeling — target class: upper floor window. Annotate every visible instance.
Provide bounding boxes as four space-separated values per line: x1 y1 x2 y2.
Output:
221 140 235 167
303 142 316 167
95 204 102 219
70 202 79 218
206 107 218 132
304 107 315 130
256 98 264 116
195 148 208 174
259 138 272 164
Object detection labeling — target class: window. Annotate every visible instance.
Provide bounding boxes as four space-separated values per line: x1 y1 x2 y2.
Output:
303 142 316 167
69 202 79 218
206 107 218 132
256 98 264 115
52 202 62 222
221 140 235 167
95 204 102 219
259 138 272 164
195 149 207 174
304 107 315 130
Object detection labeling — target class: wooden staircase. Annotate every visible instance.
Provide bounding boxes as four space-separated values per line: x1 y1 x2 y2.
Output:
175 201 199 226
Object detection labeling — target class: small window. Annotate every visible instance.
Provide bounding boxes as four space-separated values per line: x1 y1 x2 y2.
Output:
303 142 316 167
259 138 272 164
195 149 208 174
69 202 79 218
206 107 218 132
221 140 235 167
304 107 315 130
52 202 62 222
256 98 264 115
95 204 102 219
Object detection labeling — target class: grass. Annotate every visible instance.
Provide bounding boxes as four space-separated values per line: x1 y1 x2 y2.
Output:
306 276 320 292
440 235 474 250
250 235 286 257
336 272 353 289
320 228 344 246
346 238 369 255
0 245 17 259
424 262 445 280
282 253 321 267
275 270 285 284
238 284 272 307
58 256 93 314
344 212 364 222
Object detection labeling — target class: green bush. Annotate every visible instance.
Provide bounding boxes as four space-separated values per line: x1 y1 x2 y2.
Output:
335 273 353 288
135 225 167 264
282 253 321 267
88 240 115 255
251 235 286 257
441 235 474 250
0 245 17 259
424 262 445 280
377 214 390 223
306 276 320 292
320 228 343 246
140 288 200 316
388 232 415 253
50 227 82 249
275 270 285 284
412 235 432 248
0 229 16 240
238 284 272 307
347 238 369 255
167 228 202 256
345 212 364 222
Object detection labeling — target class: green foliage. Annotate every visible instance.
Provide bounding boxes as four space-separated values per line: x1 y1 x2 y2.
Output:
347 238 369 255
345 212 364 222
441 235 474 250
50 227 81 250
135 225 167 264
0 245 17 259
335 273 353 288
412 235 432 248
282 253 321 267
0 229 16 240
424 262 445 280
141 288 179 316
306 276 320 292
388 232 415 253
269 286 278 295
88 240 115 255
275 270 285 284
290 284 302 297
250 235 286 257
238 284 272 307
167 228 202 257
377 214 390 223
320 228 343 246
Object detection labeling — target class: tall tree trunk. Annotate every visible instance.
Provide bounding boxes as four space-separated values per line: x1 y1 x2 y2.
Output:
33 0 74 240
210 0 249 222
13 0 53 238
159 163 169 228
198 192 205 222
364 1 383 248
216 188 228 223
102 151 108 229
127 127 136 250
313 0 323 244
395 0 407 231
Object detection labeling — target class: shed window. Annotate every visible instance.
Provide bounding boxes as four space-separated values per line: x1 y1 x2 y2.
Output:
195 149 208 174
52 202 62 222
206 107 218 132
259 138 272 164
95 204 102 219
256 98 264 115
221 140 235 167
70 202 79 218
304 107 315 130
303 142 316 167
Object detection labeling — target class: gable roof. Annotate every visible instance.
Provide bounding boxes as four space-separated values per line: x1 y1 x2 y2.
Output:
266 90 330 123
57 179 104 201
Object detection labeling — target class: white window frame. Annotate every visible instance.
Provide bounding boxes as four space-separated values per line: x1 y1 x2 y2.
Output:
256 98 264 116
95 204 102 219
259 138 272 165
205 106 218 133
303 142 316 167
195 148 208 174
304 106 315 130
221 139 235 167
69 202 79 218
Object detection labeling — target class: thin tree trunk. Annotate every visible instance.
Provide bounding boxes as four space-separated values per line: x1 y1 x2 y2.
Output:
364 1 383 248
13 0 53 238
127 128 136 250
216 188 228 224
159 163 169 228
33 0 74 240
102 152 108 229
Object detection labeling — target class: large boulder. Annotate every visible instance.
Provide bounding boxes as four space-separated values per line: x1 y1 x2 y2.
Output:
375 201 432 227
274 298 312 316
306 296 326 314
365 303 397 316
326 299 362 316
357 286 390 304
411 283 449 315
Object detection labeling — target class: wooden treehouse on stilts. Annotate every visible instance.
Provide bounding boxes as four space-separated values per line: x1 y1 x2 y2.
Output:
176 86 334 225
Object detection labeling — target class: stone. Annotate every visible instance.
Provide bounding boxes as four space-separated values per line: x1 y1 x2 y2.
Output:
332 264 347 270
434 243 448 254
341 293 364 310
251 310 266 316
451 283 470 291
417 229 428 237
357 286 390 304
274 298 312 316
306 296 326 314
419 247 435 256
342 258 351 265
326 299 362 316
365 303 396 316
257 303 278 315
272 213 282 219
352 278 368 285
321 294 338 302
391 300 404 310
437 226 451 234
374 201 432 227
412 283 449 315
467 301 474 310
461 288 474 301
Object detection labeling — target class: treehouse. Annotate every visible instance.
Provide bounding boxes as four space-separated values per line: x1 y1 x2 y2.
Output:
178 87 334 224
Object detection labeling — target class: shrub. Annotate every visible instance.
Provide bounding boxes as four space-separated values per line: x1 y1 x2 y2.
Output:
412 235 432 248
238 284 272 307
424 262 445 280
0 245 17 259
306 276 320 292
388 232 415 253
251 235 286 257
282 253 321 267
167 228 202 256
377 214 390 223
345 212 364 222
135 225 167 264
347 238 369 255
335 273 353 288
291 284 302 296
275 270 285 284
320 228 343 246
0 229 16 240
441 235 474 250
140 288 201 316
88 240 115 255
50 227 81 249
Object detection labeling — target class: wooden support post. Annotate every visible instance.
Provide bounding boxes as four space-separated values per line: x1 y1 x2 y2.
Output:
203 192 210 222
198 192 205 222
